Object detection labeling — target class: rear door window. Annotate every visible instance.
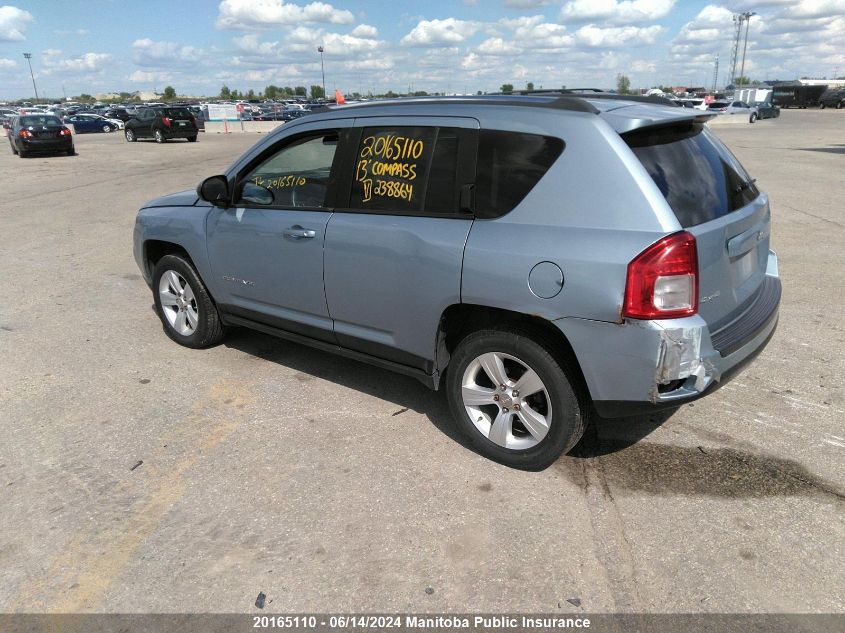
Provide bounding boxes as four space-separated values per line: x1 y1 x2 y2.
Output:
349 126 467 215
624 122 759 227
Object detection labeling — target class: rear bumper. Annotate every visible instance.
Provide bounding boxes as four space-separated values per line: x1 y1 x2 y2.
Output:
162 127 197 138
20 138 72 152
556 250 781 418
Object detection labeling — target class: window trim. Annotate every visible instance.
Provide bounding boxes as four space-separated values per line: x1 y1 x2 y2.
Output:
232 128 347 212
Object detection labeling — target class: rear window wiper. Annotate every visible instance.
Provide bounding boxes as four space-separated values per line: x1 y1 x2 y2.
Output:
734 178 757 194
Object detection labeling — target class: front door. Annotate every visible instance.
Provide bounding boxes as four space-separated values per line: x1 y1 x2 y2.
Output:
206 123 350 342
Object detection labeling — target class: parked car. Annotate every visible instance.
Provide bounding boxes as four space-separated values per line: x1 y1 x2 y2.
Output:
104 108 132 122
819 89 845 109
8 114 74 157
133 95 781 469
755 103 781 119
124 107 198 143
64 113 119 133
708 100 760 122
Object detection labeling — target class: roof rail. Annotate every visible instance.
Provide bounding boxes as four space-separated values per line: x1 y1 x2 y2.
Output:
499 88 679 107
329 95 599 115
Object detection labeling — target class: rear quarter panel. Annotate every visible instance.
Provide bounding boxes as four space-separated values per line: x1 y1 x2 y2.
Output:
461 108 680 324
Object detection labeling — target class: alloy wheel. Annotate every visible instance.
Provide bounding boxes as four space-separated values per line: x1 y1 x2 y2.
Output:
158 270 199 336
461 351 552 450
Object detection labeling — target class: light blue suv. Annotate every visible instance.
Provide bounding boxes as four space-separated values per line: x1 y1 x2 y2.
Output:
133 95 781 469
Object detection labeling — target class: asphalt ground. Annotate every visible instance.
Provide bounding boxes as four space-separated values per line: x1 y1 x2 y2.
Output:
0 111 842 615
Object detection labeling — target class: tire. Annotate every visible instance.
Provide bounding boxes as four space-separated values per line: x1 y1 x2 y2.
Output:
837 101 843 110
154 129 165 144
10 139 17 155
445 328 588 470
819 103 826 109
102 124 112 133
749 113 757 123
125 129 136 142
66 146 75 156
18 147 28 158
187 136 197 142
152 254 225 349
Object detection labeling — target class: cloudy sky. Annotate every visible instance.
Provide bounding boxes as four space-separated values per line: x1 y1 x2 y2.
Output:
0 0 843 99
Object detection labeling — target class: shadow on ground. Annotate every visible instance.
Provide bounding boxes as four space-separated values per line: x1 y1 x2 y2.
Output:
224 328 844 501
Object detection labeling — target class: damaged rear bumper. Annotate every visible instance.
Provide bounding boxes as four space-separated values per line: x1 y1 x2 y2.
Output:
555 250 781 419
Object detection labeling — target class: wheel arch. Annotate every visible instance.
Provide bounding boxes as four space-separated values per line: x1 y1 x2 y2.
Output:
143 240 199 285
434 303 590 398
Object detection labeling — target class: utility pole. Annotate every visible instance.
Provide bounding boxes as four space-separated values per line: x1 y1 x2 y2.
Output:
317 46 325 100
23 53 39 103
728 15 742 88
712 54 719 93
738 12 756 88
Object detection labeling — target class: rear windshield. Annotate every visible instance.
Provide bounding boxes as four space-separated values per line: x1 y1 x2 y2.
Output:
708 102 728 108
625 122 759 227
158 108 192 118
20 115 62 127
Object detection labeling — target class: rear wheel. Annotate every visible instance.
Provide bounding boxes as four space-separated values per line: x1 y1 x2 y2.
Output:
749 113 757 123
9 139 17 155
125 128 136 142
66 146 75 156
152 254 225 348
187 136 197 142
446 328 587 470
18 147 27 158
837 101 843 109
154 129 165 143
819 103 826 109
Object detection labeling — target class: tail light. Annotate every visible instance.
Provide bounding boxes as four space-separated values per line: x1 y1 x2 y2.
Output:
190 116 197 127
59 127 72 136
162 116 171 126
623 231 698 319
19 130 32 138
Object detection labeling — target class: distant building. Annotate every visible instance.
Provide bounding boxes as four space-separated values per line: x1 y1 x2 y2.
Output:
798 78 845 89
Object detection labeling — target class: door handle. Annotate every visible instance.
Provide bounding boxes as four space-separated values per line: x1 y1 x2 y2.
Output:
283 226 316 240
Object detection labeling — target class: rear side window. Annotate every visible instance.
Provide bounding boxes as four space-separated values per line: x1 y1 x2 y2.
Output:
350 127 463 215
475 130 564 219
625 122 759 227
160 108 191 118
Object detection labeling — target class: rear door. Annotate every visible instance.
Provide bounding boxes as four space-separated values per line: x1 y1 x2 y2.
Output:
323 117 478 371
625 121 771 333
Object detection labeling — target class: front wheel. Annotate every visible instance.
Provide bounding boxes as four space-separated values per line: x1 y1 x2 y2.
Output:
819 103 826 109
837 101 843 109
152 255 225 348
102 124 112 133
749 113 757 123
125 129 136 142
446 328 587 470
154 129 165 143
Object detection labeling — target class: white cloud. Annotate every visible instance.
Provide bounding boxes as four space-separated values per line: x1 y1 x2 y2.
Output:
129 70 174 83
40 50 112 75
216 0 354 30
560 0 675 24
503 0 552 7
350 24 378 38
0 57 16 68
401 18 480 46
575 24 663 47
132 38 204 67
0 5 33 41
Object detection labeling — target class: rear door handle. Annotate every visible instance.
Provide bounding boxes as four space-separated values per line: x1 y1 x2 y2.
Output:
283 226 316 240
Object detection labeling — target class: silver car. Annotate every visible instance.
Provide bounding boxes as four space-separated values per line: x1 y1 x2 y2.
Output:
133 95 781 469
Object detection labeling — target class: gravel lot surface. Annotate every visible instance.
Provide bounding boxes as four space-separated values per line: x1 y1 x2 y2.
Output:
0 110 842 614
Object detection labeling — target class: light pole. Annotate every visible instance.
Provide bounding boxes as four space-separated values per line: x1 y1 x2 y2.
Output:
23 53 39 103
738 12 756 88
317 46 326 100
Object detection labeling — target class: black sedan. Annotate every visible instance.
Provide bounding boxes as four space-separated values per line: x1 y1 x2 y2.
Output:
755 103 781 119
7 115 74 158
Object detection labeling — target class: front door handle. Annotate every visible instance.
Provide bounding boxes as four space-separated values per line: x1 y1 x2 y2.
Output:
283 226 316 240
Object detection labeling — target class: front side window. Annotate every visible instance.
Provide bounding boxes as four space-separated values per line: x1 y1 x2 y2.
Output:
237 132 339 208
350 126 461 215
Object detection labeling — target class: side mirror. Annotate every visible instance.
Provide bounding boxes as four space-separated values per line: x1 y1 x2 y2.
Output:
197 175 230 207
241 181 274 206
